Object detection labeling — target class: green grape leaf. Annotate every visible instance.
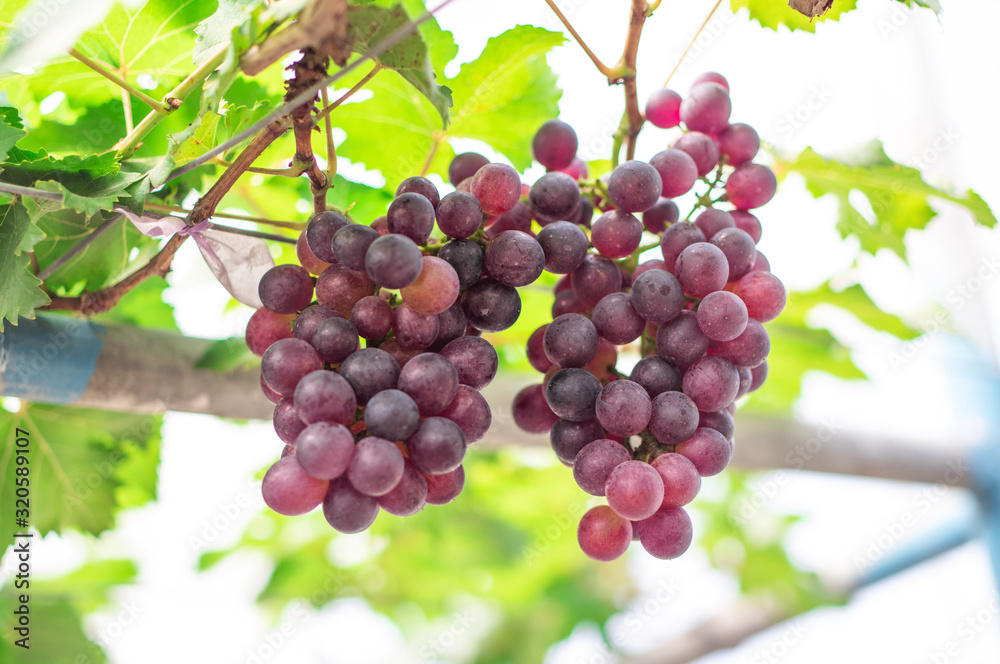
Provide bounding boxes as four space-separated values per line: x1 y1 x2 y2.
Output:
0 202 49 330
92 278 177 331
194 0 266 65
778 141 998 262
783 282 921 340
0 593 108 663
0 404 161 538
0 106 26 162
347 3 453 125
172 111 222 165
32 559 139 613
730 0 857 32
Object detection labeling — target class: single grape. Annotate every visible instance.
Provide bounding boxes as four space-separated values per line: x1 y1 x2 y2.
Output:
726 163 777 209
656 310 710 368
558 156 589 180
651 453 701 507
440 385 492 443
691 71 728 91
635 505 692 559
696 291 748 342
717 123 760 166
544 368 602 422
440 336 499 390
634 259 669 279
550 417 605 466
532 119 578 170
591 210 643 259
596 380 652 437
592 292 646 344
631 269 684 324
536 221 588 274
273 398 306 445
552 288 590 318
606 460 664 521
571 255 623 306
750 251 770 273
485 230 545 287
431 301 468 351
305 210 350 263
735 366 753 399
371 216 389 235
339 348 401 405
543 313 599 368
642 198 680 234
365 233 423 289
682 355 740 412
397 353 460 416
293 304 341 343
332 224 380 272
379 338 421 369
715 318 770 368
351 296 394 340
294 369 357 425
529 171 581 221
608 160 663 213
693 208 735 240
585 340 619 383
734 271 786 322
660 221 708 275
407 417 467 475
396 176 440 209
485 201 533 237
377 461 428 516
675 427 732 476
578 505 632 562
573 439 630 496
262 456 329 516
471 163 522 216
630 356 682 398
749 360 768 392
512 383 559 434
436 191 483 239
649 149 699 198
438 239 485 289
673 131 720 176
448 152 489 186
574 196 595 228
423 465 465 505
261 374 283 404
699 409 735 440
463 278 521 332
387 192 435 244
258 264 313 314
323 477 379 533
393 303 440 350
312 317 360 364
262 338 323 397
364 389 420 441
296 231 332 276
674 242 729 298
315 265 375 318
711 227 757 281
246 307 292 356
347 436 405 496
648 390 699 445
526 325 552 373
680 82 731 136
729 210 762 244
400 256 460 315
295 422 355 480
645 88 683 128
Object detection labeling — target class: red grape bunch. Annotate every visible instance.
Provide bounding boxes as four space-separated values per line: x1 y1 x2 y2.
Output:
513 71 786 562
244 145 575 532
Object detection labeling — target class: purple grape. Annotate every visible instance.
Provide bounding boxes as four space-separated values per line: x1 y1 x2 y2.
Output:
323 477 379 533
673 131 719 176
526 325 552 373
630 269 684 324
649 149 698 198
536 221 588 274
592 292 646 344
711 227 757 281
393 303 440 350
246 307 292 356
387 192 435 244
295 422 355 480
571 255 623 307
649 390 699 445
675 427 732 476
436 191 483 239
397 353 459 416
377 461 428 516
261 374 283 404
351 296 393 340
574 196 595 228
674 242 729 298
543 313 599 368
660 221 706 272
339 348 401 405
651 453 701 507
258 264 314 314
751 251 771 273
715 318 770 368
726 163 777 209
606 460 664 520
423 465 465 505
485 230 545 287
471 163 522 216
529 171 581 221
630 356 682 398
699 409 735 440
305 210 350 263
431 301 467 351
735 366 753 399
440 385 492 443
347 436 405 496
365 233 423 289
635 505 692 559
440 336 499 390
608 160 663 213
656 310 710 368
642 198 680 234
691 71 728 91
293 304 341 343
717 123 760 166
645 88 682 128
512 383 559 434
438 239 485 289
407 417 467 474
396 176 440 209
596 379 652 437
448 152 489 186
332 224 379 272
364 389 419 441
485 201 533 238
680 82 731 136
462 278 521 332
262 456 329 516
262 338 323 397
750 360 768 392
693 208 735 240
552 288 590 318
532 119 578 170
682 355 740 412
544 368 602 422
550 417 605 466
293 369 358 425
591 210 642 259
696 291 748 342
573 439 630 496
273 398 306 445
312 317 359 364
315 265 374 318
578 505 632 561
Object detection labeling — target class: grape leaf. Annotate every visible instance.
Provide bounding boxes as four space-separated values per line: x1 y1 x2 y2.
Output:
0 0 118 74
777 141 998 262
194 0 266 65
783 282 921 340
730 0 858 32
0 106 25 162
0 404 161 538
92 278 177 331
0 202 49 330
0 594 108 663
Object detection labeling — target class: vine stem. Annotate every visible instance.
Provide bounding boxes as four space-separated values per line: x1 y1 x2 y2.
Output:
541 0 616 78
143 203 305 230
618 0 649 162
69 48 171 114
288 48 331 215
314 64 382 123
663 0 724 87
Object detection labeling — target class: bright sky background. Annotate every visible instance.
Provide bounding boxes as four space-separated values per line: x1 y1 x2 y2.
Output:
6 0 1000 662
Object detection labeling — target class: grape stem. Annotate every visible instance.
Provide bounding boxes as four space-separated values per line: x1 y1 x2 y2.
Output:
143 204 306 231
662 0 724 87
320 87 338 182
541 0 617 78
69 48 173 115
314 65 383 123
288 48 332 215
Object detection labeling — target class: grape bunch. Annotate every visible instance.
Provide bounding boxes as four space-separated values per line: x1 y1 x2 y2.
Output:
513 71 786 562
244 145 577 532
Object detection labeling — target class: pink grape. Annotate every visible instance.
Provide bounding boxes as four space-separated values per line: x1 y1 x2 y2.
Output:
605 460 664 521
675 427 732 476
262 456 329 516
578 505 632 561
636 505 693 559
645 88 682 128
650 453 701 507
